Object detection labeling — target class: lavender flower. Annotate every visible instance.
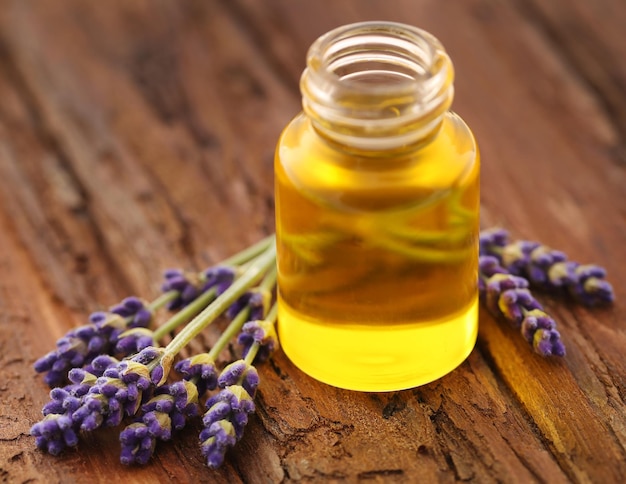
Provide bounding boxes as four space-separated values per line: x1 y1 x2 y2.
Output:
479 227 509 255
218 360 260 398
479 229 614 306
237 319 278 363
550 263 614 306
480 260 565 357
115 328 156 355
30 413 78 456
110 297 153 329
162 266 236 310
31 355 119 455
120 380 199 465
226 289 268 321
72 348 161 432
34 298 153 387
175 353 218 397
34 323 111 387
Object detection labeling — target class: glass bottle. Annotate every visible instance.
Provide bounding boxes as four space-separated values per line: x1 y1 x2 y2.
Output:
274 22 480 391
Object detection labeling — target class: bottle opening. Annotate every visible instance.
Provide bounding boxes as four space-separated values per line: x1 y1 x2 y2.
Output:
301 22 454 149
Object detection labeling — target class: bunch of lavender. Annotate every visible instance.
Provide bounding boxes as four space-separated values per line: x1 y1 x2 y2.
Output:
32 235 276 389
31 236 277 464
119 270 275 465
480 228 614 306
31 229 615 470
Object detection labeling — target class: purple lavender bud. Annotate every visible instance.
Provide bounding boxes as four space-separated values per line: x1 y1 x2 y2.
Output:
498 289 542 327
171 411 187 430
218 361 248 388
520 310 556 343
82 355 118 377
110 297 153 329
237 319 279 364
71 351 157 434
34 324 116 388
533 328 566 357
568 264 615 306
200 420 237 469
203 401 232 424
119 379 200 464
144 412 171 440
161 270 205 310
226 289 268 320
31 414 80 455
175 354 218 396
479 228 509 256
120 423 156 465
150 366 164 386
241 366 260 397
202 266 236 295
115 328 155 356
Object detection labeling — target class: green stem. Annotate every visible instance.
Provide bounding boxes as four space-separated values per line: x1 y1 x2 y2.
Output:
221 235 274 267
259 264 277 293
162 240 276 360
153 287 218 341
244 342 260 366
148 290 179 312
206 307 251 360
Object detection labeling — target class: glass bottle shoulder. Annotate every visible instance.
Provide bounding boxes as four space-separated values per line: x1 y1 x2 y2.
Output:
275 112 479 212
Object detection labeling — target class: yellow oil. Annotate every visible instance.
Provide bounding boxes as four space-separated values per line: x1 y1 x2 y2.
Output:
275 112 480 391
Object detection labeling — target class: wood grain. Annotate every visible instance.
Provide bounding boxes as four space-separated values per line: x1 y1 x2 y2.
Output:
0 0 624 482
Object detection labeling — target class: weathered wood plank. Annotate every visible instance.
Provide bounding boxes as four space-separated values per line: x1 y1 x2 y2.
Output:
0 0 624 482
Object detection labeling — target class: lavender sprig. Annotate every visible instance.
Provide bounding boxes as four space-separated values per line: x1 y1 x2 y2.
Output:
480 256 566 356
199 303 279 469
479 228 614 306
200 361 259 469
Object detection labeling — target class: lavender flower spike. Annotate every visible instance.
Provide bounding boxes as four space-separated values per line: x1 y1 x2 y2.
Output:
237 319 279 363
33 322 113 387
480 230 614 306
200 385 256 468
115 328 156 356
480 257 565 357
34 297 154 387
31 356 119 455
120 380 199 465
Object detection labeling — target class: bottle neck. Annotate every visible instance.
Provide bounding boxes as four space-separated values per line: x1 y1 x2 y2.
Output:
300 22 454 151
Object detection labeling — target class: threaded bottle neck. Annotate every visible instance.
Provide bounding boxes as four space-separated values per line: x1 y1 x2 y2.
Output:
301 22 454 151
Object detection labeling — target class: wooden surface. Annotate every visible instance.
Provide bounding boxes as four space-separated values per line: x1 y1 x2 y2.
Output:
0 1 625 482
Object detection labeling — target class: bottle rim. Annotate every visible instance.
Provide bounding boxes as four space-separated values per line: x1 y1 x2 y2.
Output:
300 21 454 149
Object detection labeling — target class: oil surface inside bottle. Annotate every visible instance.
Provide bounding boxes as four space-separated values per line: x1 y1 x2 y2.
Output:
275 113 480 391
